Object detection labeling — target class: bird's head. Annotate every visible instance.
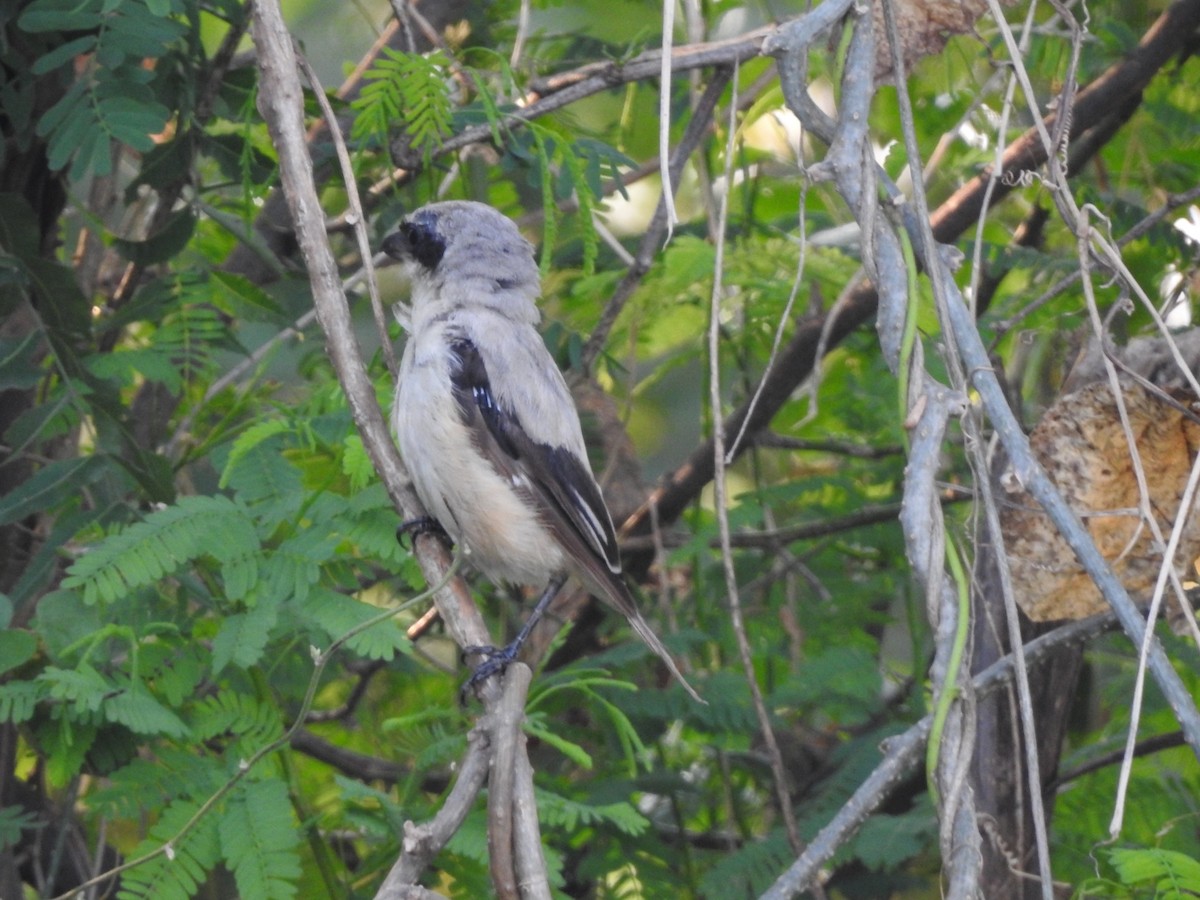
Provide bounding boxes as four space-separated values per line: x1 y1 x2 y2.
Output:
382 201 542 322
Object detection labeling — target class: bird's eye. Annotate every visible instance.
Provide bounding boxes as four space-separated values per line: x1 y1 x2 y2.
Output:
399 217 446 271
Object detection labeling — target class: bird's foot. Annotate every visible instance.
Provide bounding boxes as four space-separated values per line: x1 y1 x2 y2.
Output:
397 516 452 550
458 640 521 704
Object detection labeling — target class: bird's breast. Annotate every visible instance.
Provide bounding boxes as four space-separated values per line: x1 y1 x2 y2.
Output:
394 334 564 588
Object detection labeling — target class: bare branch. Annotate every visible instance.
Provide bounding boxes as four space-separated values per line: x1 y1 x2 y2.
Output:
373 730 492 898
250 0 491 663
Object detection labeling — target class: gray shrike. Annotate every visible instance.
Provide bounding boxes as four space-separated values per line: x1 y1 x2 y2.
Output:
383 200 700 702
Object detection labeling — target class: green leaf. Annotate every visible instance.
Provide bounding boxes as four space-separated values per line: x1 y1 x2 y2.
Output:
218 779 301 900
0 630 37 677
41 664 111 713
191 691 283 748
30 590 101 659
0 682 42 723
117 796 221 900
18 0 103 32
292 587 408 661
220 419 294 488
30 34 97 75
851 805 936 872
1108 847 1200 897
0 455 108 527
533 789 648 837
211 597 278 675
106 686 190 738
209 270 287 321
350 49 452 164
699 828 793 898
0 333 44 390
113 208 197 266
524 719 594 769
62 495 261 606
0 805 40 852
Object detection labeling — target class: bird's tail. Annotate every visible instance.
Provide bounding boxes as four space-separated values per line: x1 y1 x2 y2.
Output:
592 572 704 704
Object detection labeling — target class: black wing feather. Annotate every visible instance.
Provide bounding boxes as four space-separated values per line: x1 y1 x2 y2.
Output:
446 335 703 703
447 336 620 571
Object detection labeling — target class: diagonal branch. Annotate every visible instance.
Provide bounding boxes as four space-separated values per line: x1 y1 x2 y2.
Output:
760 613 1119 899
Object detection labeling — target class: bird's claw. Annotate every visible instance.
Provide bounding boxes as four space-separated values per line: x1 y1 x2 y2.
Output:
397 516 452 550
458 642 520 704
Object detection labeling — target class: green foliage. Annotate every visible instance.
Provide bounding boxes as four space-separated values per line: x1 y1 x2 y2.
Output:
18 0 185 180
1076 847 1200 899
698 828 793 898
351 49 453 164
2 0 1197 896
116 795 223 900
62 495 261 606
218 779 303 899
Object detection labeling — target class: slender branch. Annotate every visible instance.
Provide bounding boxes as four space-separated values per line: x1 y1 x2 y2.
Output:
1048 731 1186 791
620 495 968 552
290 729 418 787
750 433 906 458
249 0 491 662
706 66 807 864
760 613 1118 898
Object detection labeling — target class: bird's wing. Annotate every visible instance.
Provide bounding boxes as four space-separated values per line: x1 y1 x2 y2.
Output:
447 333 620 574
446 333 703 703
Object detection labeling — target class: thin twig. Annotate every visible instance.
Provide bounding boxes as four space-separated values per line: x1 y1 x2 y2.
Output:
705 63 807 865
580 68 732 371
294 50 398 380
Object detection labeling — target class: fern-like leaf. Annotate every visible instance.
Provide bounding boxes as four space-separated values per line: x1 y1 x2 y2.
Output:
89 748 225 821
218 778 301 900
698 827 793 898
1108 847 1200 899
220 418 294 488
534 789 649 837
191 690 284 750
22 0 184 180
211 594 279 675
41 664 111 714
0 682 43 723
117 796 222 900
105 686 190 738
63 495 260 606
293 586 408 661
350 49 452 164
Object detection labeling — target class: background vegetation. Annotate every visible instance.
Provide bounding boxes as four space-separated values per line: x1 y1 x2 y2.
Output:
1 0 1198 897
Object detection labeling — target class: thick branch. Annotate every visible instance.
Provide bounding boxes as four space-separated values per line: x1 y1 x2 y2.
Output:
249 0 489 659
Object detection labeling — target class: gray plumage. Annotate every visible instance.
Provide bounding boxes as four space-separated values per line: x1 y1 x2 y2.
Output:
385 200 700 701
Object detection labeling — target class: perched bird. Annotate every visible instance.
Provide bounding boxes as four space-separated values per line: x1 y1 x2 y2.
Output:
383 200 700 702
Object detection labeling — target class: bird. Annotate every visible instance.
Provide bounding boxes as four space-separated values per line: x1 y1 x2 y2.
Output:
383 200 701 702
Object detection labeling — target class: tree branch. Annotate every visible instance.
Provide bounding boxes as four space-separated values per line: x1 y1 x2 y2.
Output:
760 613 1118 898
373 729 492 898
